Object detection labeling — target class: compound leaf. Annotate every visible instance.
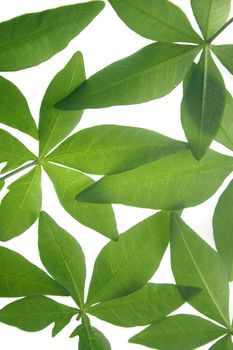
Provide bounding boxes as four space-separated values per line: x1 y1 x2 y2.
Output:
77 149 233 210
130 314 227 350
0 1 105 71
43 162 118 240
57 43 200 110
0 246 68 297
39 51 85 157
0 166 42 241
0 129 36 174
170 214 230 327
0 76 37 139
213 180 233 281
181 49 226 159
86 211 170 306
215 91 233 151
191 0 231 40
88 283 196 327
212 45 233 75
39 212 86 307
109 0 201 43
46 125 188 175
0 296 77 336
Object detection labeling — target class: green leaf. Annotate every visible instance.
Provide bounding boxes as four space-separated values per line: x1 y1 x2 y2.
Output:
0 296 77 336
108 0 201 43
0 246 68 297
87 283 196 327
86 211 170 306
46 125 188 175
0 129 36 174
77 317 111 350
213 180 233 281
130 314 227 350
77 149 233 210
57 43 200 110
38 212 86 307
215 91 233 151
0 181 4 191
170 213 230 327
191 0 231 40
209 335 233 349
0 166 42 241
39 52 85 157
212 45 233 75
181 49 226 159
43 162 118 240
0 1 105 71
0 76 37 139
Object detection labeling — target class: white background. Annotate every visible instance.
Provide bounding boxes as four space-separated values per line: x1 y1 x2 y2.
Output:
0 0 233 349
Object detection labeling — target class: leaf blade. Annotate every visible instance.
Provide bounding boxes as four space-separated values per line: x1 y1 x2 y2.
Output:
209 335 233 349
43 162 118 240
191 0 231 39
0 166 42 241
181 49 226 159
0 1 105 71
77 149 233 210
38 212 86 307
39 52 85 157
109 0 201 43
87 211 170 305
57 43 200 110
130 314 227 350
215 91 233 151
170 214 230 327
212 45 233 75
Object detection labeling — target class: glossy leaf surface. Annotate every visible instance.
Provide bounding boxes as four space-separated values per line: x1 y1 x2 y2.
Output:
47 125 188 175
170 214 230 327
39 52 85 157
87 211 170 305
0 1 105 71
77 150 233 210
0 166 42 241
0 246 68 297
43 162 118 240
57 43 200 110
130 314 226 350
109 0 201 43
39 212 86 306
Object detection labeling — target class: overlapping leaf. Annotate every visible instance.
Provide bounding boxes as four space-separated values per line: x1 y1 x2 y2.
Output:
0 1 104 71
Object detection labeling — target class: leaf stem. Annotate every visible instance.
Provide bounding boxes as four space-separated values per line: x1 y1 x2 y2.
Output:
208 17 233 43
0 160 38 181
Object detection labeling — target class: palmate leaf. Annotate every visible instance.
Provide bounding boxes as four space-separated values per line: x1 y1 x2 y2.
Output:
108 0 201 43
0 246 67 297
170 214 230 327
43 162 118 240
0 166 42 241
0 1 104 71
215 91 233 151
39 51 85 157
57 42 200 110
191 0 231 40
46 125 188 175
213 180 233 281
77 149 233 210
0 76 37 139
130 314 227 350
87 283 197 328
0 296 78 337
39 212 86 307
86 211 170 306
0 129 36 174
210 335 233 349
212 45 233 75
181 49 226 159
